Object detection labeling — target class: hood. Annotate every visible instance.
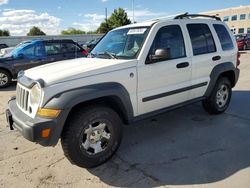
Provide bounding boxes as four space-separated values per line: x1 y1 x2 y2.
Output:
24 57 137 86
0 55 14 62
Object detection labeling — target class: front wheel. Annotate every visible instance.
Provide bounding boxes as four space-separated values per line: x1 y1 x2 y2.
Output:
61 105 123 168
0 69 12 88
202 77 232 114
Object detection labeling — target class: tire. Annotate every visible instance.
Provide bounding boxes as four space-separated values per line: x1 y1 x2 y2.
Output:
61 105 123 168
202 77 232 114
243 44 247 51
0 69 12 88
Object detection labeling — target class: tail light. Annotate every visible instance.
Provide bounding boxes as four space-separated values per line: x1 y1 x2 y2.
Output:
82 50 88 56
237 51 240 67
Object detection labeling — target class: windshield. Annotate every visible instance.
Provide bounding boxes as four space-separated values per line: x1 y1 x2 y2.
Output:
8 41 32 57
91 27 149 59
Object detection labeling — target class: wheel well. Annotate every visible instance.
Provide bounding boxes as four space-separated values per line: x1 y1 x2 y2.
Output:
220 70 235 87
0 68 13 78
66 96 130 125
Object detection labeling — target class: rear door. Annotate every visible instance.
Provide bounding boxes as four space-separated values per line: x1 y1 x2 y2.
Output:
43 42 66 63
185 23 219 99
60 42 85 59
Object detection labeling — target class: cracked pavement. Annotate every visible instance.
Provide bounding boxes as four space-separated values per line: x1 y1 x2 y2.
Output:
1 52 250 188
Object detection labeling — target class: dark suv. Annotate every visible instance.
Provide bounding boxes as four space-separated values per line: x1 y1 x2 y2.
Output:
0 39 88 88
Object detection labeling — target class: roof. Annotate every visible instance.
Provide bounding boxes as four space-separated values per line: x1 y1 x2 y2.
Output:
114 13 222 30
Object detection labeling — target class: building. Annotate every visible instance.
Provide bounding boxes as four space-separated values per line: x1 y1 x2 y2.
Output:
202 6 250 35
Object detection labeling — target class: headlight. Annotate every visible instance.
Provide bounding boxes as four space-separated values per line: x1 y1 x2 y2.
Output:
30 84 41 107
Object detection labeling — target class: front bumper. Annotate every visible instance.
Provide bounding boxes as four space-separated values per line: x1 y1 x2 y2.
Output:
6 98 70 146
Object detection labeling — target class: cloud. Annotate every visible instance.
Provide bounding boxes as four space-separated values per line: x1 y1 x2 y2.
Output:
0 9 61 36
73 9 166 32
74 13 105 31
101 0 108 2
126 8 166 22
0 0 8 6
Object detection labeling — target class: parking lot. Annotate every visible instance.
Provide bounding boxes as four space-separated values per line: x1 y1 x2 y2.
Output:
0 52 249 188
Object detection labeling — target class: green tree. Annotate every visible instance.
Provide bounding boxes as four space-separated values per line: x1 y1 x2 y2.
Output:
97 8 131 33
96 22 111 34
108 8 131 30
61 28 86 35
0 29 10 36
27 26 46 36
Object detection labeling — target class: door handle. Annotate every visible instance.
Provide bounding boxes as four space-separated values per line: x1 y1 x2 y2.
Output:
176 62 189 69
212 56 221 61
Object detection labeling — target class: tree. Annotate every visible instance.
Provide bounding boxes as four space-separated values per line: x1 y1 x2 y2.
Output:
108 8 131 30
96 22 111 34
97 8 131 33
61 28 86 35
0 29 10 36
27 26 46 36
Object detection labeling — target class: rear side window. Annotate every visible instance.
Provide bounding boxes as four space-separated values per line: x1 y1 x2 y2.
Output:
187 24 216 56
45 43 62 55
213 24 234 51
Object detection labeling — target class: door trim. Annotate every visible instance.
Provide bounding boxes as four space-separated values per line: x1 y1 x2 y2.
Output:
142 82 208 102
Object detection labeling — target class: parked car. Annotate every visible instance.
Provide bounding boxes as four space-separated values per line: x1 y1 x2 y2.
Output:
6 13 240 168
83 38 101 51
235 34 250 50
0 43 8 50
0 47 15 57
0 39 88 88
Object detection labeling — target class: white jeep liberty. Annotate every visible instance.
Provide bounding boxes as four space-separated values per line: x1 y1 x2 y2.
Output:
6 13 240 168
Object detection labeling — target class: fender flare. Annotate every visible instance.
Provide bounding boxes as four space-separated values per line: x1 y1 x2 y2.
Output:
204 62 239 97
43 82 134 122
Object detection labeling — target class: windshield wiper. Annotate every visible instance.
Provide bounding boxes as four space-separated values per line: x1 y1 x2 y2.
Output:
97 51 117 59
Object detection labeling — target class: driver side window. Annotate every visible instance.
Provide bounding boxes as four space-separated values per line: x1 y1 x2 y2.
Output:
22 44 43 58
149 25 186 61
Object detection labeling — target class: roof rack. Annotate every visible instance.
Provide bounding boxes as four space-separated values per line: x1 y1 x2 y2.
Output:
174 12 221 21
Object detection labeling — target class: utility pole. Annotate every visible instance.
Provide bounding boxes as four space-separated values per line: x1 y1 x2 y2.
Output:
132 0 135 23
105 8 108 32
105 8 108 22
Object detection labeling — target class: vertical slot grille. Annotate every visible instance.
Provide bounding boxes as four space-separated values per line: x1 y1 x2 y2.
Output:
16 84 30 113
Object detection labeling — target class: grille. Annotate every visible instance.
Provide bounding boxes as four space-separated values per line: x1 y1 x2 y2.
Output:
16 83 30 112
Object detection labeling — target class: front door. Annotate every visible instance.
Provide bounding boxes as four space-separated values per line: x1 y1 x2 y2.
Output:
137 24 192 116
13 43 46 73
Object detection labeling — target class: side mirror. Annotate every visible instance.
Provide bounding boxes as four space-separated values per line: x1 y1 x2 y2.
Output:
17 53 25 59
146 48 171 64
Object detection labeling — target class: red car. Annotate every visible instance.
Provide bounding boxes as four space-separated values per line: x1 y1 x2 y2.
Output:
235 34 250 50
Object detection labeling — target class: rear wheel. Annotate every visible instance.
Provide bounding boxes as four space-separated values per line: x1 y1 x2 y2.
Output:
202 77 232 114
61 105 122 168
0 69 12 88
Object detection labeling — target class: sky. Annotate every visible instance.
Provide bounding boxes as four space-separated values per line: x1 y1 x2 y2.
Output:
0 0 249 36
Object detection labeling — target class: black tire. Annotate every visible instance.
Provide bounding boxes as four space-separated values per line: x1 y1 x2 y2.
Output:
202 77 232 114
61 105 123 168
0 69 12 88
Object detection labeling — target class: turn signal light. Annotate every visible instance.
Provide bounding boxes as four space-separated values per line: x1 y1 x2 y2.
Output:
41 128 51 138
37 108 61 118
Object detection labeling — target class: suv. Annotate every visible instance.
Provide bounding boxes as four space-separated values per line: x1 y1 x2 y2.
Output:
6 14 240 168
0 39 88 88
